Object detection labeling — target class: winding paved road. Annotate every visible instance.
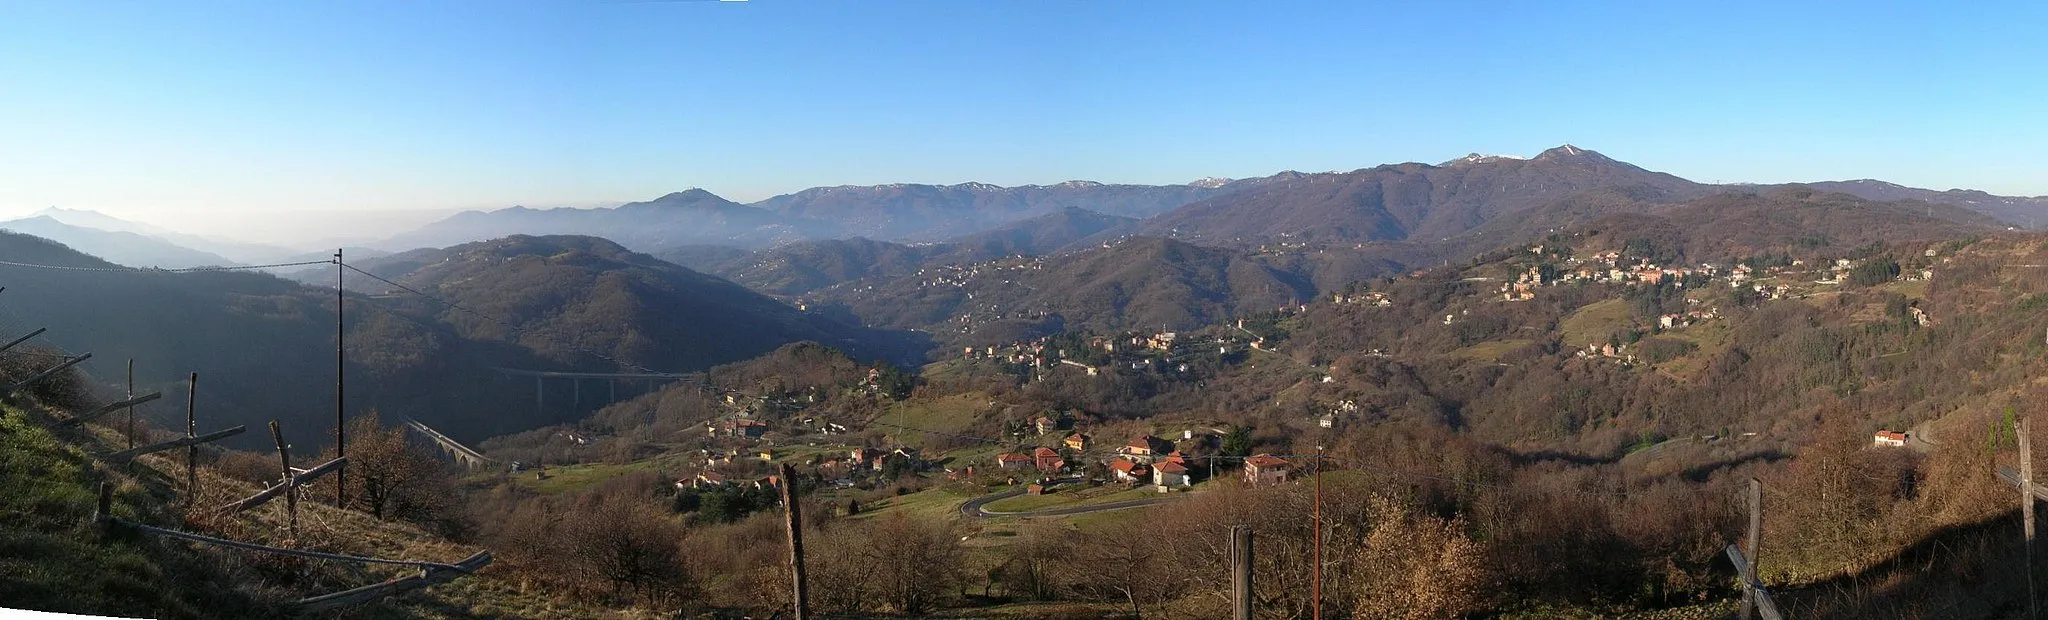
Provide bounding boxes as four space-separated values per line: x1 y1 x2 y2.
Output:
958 477 1182 518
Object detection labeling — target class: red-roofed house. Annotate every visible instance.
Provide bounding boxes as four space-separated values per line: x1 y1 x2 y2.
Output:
1243 454 1291 486
1033 447 1064 472
1109 458 1151 483
850 447 883 464
997 452 1032 469
1122 435 1173 464
1873 430 1910 448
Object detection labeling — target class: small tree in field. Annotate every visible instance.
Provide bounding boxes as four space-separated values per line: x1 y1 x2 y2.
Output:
316 411 458 526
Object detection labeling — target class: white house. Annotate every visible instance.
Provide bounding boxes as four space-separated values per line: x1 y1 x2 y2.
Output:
1153 461 1191 488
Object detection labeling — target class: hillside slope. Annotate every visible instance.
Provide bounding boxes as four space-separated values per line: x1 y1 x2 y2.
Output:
817 236 1310 346
351 235 929 371
0 232 551 447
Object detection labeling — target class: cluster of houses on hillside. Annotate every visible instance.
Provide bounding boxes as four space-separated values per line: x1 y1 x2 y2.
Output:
994 427 1301 492
681 470 782 492
960 330 1248 380
1330 291 1393 307
1395 244 1947 308
911 256 1046 290
1576 342 1638 363
688 444 932 494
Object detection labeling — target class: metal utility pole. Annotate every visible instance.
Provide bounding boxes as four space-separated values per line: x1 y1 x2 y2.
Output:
334 249 346 508
778 463 809 620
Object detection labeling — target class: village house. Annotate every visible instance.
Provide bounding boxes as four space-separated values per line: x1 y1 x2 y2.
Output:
711 418 769 439
1873 430 1911 448
997 452 1032 469
1243 454 1292 486
1034 416 1059 436
689 471 730 489
1110 458 1151 484
1153 461 1191 488
1121 435 1174 464
1064 432 1091 451
1033 447 1065 472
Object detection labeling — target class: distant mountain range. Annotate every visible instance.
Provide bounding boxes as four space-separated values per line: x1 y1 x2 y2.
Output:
1796 180 2048 227
667 207 1140 297
0 216 241 269
375 180 1244 253
365 146 2048 263
25 208 300 264
1136 145 1711 245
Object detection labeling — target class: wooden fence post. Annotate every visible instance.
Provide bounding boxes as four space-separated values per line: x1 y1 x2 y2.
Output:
1231 525 1254 620
270 421 297 538
1741 477 1762 620
92 480 113 538
125 359 133 451
778 462 809 620
2025 414 2037 620
185 372 197 510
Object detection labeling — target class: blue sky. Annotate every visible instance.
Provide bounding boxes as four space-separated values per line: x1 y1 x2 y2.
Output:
0 1 2043 240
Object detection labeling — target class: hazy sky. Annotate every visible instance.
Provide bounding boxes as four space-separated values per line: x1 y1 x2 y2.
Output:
1 1 2043 243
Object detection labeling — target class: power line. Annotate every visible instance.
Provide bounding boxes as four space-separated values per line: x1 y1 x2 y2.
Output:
0 258 337 273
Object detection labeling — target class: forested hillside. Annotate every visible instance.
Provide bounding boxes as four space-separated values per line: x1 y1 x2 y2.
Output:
430 204 2048 618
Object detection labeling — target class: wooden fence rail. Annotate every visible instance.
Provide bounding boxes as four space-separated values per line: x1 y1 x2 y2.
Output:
5 353 90 393
104 425 245 463
106 516 490 615
60 391 162 427
287 551 492 615
1725 545 1785 620
217 457 346 514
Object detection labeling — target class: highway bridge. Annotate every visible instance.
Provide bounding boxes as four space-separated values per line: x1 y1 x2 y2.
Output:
491 367 690 415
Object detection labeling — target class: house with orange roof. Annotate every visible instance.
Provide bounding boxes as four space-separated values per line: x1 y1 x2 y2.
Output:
1109 458 1151 483
1033 447 1065 472
1243 454 1291 486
